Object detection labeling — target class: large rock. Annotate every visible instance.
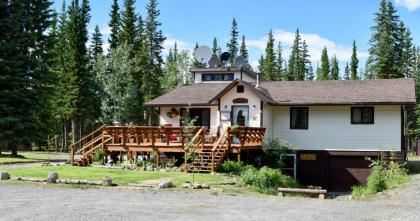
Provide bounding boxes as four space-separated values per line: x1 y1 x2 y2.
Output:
181 183 192 188
0 172 10 180
102 176 112 186
201 183 210 189
158 180 174 189
47 171 58 183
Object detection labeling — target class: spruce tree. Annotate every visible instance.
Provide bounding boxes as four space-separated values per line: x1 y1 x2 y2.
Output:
306 64 315 81
162 43 181 92
397 22 416 78
344 62 350 80
108 0 120 49
120 0 137 46
144 0 166 124
276 42 285 81
0 0 53 154
212 37 222 57
226 17 239 65
191 43 200 67
367 0 401 79
330 55 340 80
319 46 330 80
240 35 249 65
300 40 311 81
91 25 103 61
258 55 265 73
263 30 277 80
287 29 306 81
350 40 359 80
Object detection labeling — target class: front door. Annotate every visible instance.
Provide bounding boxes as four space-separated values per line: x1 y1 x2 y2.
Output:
231 105 249 126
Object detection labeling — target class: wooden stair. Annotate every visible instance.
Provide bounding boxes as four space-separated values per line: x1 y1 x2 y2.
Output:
187 128 230 173
71 127 111 166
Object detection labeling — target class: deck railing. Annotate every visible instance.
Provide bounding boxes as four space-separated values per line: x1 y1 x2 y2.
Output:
70 126 265 168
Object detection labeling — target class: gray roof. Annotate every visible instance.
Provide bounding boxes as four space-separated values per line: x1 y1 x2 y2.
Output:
258 78 415 105
145 83 230 106
145 78 415 106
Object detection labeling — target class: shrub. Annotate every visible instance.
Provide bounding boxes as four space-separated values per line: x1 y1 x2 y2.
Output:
217 161 244 175
241 166 300 195
352 152 409 197
262 139 296 168
365 163 387 194
93 149 107 163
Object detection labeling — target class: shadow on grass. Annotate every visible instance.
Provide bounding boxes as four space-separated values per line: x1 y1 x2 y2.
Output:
406 160 420 174
0 153 27 159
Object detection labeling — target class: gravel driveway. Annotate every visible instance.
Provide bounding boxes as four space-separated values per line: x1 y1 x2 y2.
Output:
1 175 420 221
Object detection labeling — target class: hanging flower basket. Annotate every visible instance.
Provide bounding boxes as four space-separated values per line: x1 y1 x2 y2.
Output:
167 108 180 119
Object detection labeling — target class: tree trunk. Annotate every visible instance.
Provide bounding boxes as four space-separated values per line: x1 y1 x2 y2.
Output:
54 135 58 152
71 118 77 147
10 141 18 157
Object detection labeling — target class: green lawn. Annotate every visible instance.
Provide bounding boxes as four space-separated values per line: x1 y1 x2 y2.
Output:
6 165 232 185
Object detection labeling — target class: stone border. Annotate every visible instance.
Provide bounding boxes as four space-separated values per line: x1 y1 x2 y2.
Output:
1 171 113 186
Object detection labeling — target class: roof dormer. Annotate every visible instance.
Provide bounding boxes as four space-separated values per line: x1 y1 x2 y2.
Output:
189 67 257 84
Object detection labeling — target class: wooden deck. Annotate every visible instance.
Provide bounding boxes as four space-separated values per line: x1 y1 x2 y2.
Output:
70 126 265 172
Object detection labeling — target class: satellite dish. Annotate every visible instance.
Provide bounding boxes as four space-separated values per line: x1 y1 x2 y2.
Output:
220 52 230 62
234 56 246 68
194 46 212 64
208 55 220 68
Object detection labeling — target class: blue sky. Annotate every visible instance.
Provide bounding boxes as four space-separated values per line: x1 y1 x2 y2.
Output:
53 0 420 70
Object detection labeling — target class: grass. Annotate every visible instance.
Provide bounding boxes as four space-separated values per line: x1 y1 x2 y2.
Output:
5 165 232 185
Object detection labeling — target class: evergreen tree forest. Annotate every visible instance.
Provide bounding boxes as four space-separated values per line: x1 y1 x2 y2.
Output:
1 0 420 154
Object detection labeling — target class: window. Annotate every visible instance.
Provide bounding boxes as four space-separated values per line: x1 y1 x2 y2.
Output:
237 85 244 93
280 154 296 178
201 73 234 81
351 107 374 124
290 107 308 129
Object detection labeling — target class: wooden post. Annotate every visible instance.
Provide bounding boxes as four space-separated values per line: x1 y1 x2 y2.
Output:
184 153 188 173
211 152 215 173
156 151 160 166
237 151 241 162
70 147 74 165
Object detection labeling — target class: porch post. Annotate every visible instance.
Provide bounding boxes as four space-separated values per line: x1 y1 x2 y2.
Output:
156 151 160 167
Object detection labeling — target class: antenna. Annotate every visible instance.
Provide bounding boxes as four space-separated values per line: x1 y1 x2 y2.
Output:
234 56 245 69
208 55 220 68
194 46 212 65
220 52 230 67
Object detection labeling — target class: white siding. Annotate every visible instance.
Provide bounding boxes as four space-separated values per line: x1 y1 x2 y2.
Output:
159 106 219 135
219 84 262 129
262 103 272 139
270 105 401 151
194 71 256 83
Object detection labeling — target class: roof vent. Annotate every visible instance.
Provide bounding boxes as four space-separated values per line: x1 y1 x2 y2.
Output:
256 73 261 88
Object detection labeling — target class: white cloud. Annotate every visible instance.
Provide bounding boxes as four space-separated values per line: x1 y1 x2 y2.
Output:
247 29 368 65
89 26 112 35
163 36 192 55
396 0 420 11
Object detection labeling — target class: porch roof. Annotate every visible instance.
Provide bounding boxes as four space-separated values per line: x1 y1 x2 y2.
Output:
145 83 230 107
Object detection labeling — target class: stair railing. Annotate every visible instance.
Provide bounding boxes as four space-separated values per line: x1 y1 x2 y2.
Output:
184 127 204 172
211 128 230 172
70 126 105 164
